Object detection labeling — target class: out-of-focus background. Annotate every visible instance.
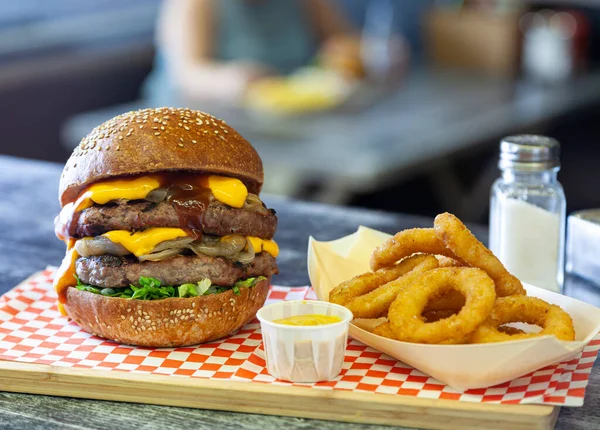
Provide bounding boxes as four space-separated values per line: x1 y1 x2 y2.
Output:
2 0 600 223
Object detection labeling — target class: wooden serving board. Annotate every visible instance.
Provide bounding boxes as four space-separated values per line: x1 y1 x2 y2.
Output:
0 360 558 430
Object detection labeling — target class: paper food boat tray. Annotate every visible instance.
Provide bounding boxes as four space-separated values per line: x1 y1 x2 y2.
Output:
308 226 600 391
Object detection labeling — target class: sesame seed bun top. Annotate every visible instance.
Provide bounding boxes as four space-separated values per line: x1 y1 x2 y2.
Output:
59 107 264 206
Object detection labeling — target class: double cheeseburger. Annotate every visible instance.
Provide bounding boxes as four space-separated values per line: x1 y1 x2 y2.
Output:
54 107 278 347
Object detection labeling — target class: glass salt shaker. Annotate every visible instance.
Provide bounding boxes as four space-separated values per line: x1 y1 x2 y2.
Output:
489 135 566 293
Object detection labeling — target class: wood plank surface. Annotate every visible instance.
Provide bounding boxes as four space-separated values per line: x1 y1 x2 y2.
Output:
0 360 558 430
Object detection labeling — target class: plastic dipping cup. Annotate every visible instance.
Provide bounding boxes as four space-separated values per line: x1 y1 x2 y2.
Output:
256 300 353 383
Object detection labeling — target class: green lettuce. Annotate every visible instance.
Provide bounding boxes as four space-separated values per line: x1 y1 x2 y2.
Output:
75 275 265 300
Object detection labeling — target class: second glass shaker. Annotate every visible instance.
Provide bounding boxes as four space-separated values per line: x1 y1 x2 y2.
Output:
489 135 566 293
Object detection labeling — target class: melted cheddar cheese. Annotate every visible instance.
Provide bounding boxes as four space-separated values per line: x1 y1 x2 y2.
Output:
74 176 161 211
53 239 79 315
102 228 188 257
72 174 248 211
246 236 279 258
199 175 248 208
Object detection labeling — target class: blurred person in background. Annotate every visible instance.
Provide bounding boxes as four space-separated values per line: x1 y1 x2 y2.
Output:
146 0 366 105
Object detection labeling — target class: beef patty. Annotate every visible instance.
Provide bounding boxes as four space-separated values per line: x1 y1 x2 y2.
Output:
76 252 278 288
68 199 277 239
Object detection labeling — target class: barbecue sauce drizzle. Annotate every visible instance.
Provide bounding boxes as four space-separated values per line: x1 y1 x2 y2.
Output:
164 174 212 240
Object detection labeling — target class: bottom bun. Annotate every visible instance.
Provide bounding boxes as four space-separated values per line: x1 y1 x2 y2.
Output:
64 277 270 347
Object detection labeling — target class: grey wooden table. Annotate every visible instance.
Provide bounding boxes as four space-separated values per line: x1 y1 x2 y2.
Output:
0 155 599 429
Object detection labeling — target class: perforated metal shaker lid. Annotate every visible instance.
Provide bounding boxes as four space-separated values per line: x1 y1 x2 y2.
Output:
499 135 560 171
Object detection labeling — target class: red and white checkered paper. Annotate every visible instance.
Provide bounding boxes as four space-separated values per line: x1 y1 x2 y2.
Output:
1 268 598 407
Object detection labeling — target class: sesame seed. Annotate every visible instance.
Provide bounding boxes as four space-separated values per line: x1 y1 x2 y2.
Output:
160 126 165 131
184 126 190 130
192 140 197 144
178 123 183 127
152 126 158 130
214 130 219 134
178 143 184 147
154 132 160 136
116 145 120 151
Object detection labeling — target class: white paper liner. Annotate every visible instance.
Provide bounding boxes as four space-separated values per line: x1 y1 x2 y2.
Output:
308 226 600 390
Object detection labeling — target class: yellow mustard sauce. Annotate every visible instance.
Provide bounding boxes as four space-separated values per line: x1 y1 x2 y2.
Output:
273 314 342 326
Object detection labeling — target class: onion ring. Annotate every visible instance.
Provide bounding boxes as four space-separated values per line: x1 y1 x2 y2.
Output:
497 326 526 336
433 213 525 297
424 290 465 313
436 255 465 268
373 319 470 344
470 296 575 343
422 309 458 323
388 267 496 344
370 228 460 271
372 322 397 340
346 255 439 318
329 254 434 307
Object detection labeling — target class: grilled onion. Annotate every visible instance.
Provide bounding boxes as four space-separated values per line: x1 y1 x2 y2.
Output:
188 234 246 258
77 233 257 264
236 239 256 265
138 248 185 262
75 236 130 257
244 193 270 215
145 188 168 203
152 236 195 252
